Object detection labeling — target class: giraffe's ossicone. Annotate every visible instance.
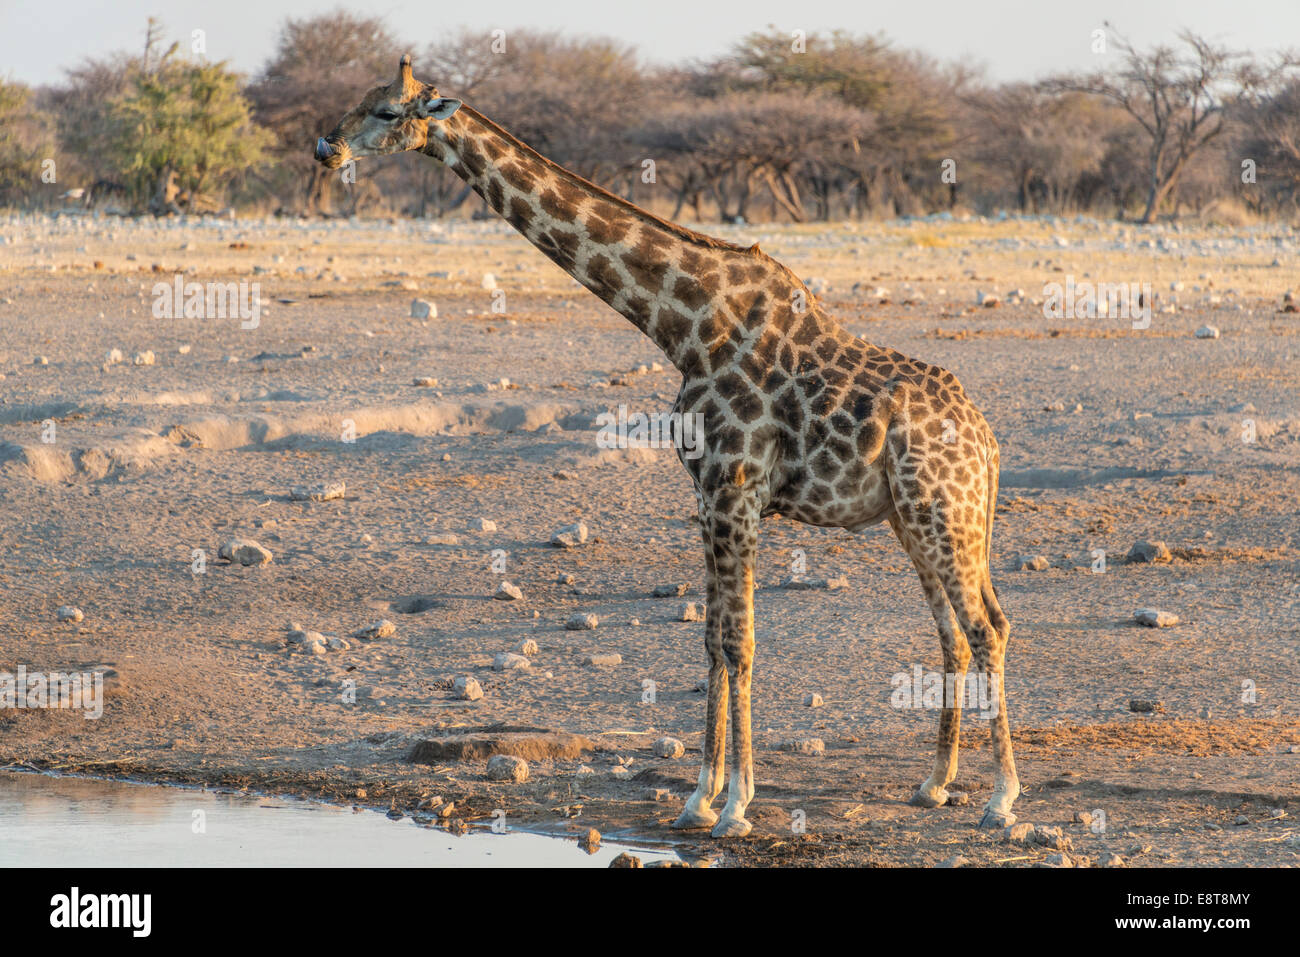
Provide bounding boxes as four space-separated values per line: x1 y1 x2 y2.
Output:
316 56 1021 838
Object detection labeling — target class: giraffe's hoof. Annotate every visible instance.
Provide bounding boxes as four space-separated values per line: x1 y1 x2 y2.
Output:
672 806 718 830
978 807 1016 829
908 786 949 808
710 816 753 838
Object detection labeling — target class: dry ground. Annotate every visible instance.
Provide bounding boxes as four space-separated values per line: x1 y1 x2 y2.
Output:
1 213 1298 866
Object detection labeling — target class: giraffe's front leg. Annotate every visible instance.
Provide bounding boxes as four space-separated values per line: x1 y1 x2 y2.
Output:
674 547 725 829
704 488 759 839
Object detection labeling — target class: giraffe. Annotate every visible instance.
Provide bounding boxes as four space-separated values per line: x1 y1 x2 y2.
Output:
315 56 1020 838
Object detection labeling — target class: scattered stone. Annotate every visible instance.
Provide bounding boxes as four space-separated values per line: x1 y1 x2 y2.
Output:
678 602 706 622
481 273 498 291
351 619 396 641
218 539 273 566
1016 554 1049 571
1003 823 1037 844
582 652 621 666
410 299 436 319
550 521 589 548
1129 699 1165 713
566 612 599 631
412 376 439 387
486 754 529 783
55 605 83 623
653 736 685 759
609 852 642 868
325 636 351 652
580 827 601 849
779 738 825 756
1195 325 1220 339
290 481 345 502
573 765 595 778
286 630 327 655
694 678 709 693
1073 810 1093 826
1098 852 1127 868
977 291 1000 307
947 792 970 806
514 637 539 656
1125 540 1172 564
652 583 689 598
469 517 497 533
453 676 483 701
1134 608 1179 628
1044 852 1074 868
494 581 523 601
937 854 968 868
104 348 123 365
493 652 530 672
1233 814 1249 826
826 575 849 591
646 788 672 802
33 355 49 366
132 350 155 366
804 693 824 708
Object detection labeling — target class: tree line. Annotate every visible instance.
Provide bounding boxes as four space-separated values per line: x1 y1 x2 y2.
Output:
2 13 1298 223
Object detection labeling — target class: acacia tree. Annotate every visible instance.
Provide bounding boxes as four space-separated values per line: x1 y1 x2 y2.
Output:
1048 26 1291 223
105 55 270 210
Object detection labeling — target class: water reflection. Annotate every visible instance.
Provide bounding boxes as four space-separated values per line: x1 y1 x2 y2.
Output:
0 772 687 867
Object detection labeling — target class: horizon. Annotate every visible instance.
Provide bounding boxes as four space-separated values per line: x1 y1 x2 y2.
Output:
2 0 1298 89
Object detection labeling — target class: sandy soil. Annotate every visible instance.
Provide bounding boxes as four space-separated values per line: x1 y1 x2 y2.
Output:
1 212 1298 867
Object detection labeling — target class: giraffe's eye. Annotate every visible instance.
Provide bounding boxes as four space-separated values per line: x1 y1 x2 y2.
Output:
374 109 401 121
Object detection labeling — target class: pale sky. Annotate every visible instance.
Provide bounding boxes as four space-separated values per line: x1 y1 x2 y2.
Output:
2 0 1297 88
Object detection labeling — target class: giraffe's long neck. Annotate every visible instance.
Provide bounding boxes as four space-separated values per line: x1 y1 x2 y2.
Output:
423 106 815 374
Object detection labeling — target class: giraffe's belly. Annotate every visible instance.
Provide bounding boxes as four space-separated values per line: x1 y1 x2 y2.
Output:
766 464 895 532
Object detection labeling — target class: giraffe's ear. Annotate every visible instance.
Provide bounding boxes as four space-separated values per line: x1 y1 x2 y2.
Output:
423 97 462 121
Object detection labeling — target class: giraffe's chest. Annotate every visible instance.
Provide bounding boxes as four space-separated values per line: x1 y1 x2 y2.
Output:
673 365 896 531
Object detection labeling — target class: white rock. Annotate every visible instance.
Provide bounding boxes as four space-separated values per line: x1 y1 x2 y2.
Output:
653 736 685 759
550 521 589 548
453 676 483 701
132 350 156 366
104 348 123 365
289 481 345 502
1195 325 1220 339
566 612 599 631
470 518 497 532
494 581 523 601
1135 608 1180 628
218 539 273 566
55 605 83 623
678 602 706 622
350 619 396 641
804 693 824 708
487 754 528 782
481 273 498 291
493 652 530 671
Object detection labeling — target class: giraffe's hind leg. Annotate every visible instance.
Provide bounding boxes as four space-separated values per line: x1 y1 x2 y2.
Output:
890 516 971 809
887 464 1019 826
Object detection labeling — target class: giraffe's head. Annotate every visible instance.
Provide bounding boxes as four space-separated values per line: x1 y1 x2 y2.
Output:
314 55 462 170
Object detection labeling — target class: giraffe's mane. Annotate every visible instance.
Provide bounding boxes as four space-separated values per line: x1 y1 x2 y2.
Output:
463 106 758 257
